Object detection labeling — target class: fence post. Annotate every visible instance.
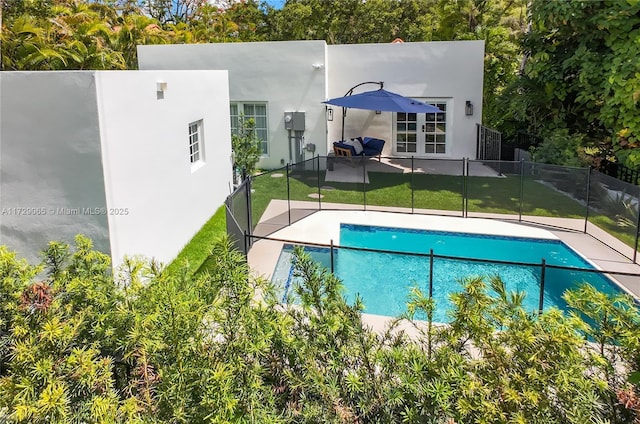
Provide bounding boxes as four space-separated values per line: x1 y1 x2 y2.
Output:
476 123 481 159
363 157 367 211
634 203 640 264
538 259 546 314
286 163 291 226
583 167 591 234
246 177 253 246
429 249 434 298
316 155 322 210
243 230 249 256
519 160 524 222
330 239 335 273
463 158 468 217
411 156 415 213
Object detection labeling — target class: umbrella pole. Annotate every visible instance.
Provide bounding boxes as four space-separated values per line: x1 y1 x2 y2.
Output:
341 106 346 141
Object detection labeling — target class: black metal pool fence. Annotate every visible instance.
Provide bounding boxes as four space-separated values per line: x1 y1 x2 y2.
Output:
225 156 640 269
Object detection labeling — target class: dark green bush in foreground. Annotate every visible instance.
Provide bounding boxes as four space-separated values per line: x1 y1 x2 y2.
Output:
0 236 639 423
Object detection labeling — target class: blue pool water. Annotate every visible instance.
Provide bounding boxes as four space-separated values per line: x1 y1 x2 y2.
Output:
272 224 624 321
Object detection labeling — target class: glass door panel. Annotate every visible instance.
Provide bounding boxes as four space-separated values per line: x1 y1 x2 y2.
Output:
423 102 447 155
396 112 417 153
394 101 449 156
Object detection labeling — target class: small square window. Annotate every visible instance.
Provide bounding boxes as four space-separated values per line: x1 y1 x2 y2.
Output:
188 120 204 165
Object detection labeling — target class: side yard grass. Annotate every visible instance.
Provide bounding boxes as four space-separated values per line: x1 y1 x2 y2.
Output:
166 205 227 276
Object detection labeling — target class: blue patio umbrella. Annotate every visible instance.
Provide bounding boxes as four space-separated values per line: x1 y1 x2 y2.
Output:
323 83 442 141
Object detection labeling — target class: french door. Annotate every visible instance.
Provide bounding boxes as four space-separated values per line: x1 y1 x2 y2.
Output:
395 101 448 156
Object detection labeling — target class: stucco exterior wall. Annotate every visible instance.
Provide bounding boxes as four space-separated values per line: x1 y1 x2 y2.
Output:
139 39 485 163
327 41 485 158
137 41 328 169
0 72 110 263
95 70 232 267
1 70 232 269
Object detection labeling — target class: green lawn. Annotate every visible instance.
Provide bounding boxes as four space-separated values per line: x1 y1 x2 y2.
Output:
171 170 637 272
588 215 637 248
250 171 587 224
166 205 227 276
249 169 636 248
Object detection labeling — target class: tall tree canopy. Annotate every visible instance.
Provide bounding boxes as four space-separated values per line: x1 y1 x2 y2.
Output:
502 0 640 168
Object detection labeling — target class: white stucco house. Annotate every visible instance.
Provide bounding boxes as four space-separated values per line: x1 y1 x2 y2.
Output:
138 40 485 169
0 70 233 267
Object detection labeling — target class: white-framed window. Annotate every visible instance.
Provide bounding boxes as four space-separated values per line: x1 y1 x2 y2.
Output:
230 102 269 155
188 120 204 164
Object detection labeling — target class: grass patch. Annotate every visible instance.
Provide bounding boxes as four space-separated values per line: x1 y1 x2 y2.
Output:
466 176 586 216
588 215 637 248
166 205 227 276
250 171 587 226
248 169 637 249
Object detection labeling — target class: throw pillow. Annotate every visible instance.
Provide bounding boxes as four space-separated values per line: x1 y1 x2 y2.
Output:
347 138 364 155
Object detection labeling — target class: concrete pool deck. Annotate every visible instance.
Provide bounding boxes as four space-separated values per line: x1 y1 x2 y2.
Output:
247 200 640 322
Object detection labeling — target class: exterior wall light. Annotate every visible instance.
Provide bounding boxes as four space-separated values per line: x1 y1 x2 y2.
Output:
465 100 474 116
156 81 167 99
326 107 333 121
311 63 324 70
375 110 382 114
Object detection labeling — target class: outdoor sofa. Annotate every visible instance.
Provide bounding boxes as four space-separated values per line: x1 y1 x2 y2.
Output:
333 137 385 161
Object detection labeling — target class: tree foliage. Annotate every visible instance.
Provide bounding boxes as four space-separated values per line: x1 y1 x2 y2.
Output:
264 0 434 44
1 237 639 422
504 0 640 168
232 114 263 181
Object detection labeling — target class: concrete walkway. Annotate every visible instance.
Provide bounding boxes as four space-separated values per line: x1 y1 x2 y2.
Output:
324 156 501 184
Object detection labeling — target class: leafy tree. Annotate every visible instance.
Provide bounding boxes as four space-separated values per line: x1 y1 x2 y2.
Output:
223 0 269 41
1 0 127 70
232 114 263 182
431 0 528 129
266 0 434 44
530 129 589 167
0 0 177 71
111 13 167 69
185 4 240 43
0 0 55 21
511 0 640 167
137 0 209 25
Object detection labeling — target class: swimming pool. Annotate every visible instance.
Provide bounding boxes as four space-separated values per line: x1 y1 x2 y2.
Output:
272 224 624 321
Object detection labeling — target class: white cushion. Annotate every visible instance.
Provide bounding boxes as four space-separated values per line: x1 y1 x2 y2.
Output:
344 138 363 155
